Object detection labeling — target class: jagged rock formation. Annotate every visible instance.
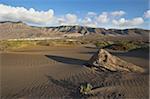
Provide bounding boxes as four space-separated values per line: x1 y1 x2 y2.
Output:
0 21 149 40
88 49 145 73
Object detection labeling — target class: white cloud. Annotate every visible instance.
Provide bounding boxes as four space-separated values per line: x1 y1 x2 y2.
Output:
97 12 109 24
82 17 92 23
0 4 54 25
87 12 97 16
65 13 77 24
112 17 144 27
81 12 97 27
111 11 125 17
0 4 147 29
56 13 78 25
144 10 150 18
81 17 97 27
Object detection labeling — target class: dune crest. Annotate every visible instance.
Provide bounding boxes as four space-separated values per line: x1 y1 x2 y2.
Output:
88 49 145 73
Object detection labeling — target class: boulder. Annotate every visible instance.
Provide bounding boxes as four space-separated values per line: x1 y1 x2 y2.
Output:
88 49 145 73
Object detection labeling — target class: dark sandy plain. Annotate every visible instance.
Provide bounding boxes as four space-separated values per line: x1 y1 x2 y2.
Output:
0 45 149 99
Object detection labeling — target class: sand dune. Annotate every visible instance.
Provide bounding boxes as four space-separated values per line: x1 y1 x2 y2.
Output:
0 46 149 98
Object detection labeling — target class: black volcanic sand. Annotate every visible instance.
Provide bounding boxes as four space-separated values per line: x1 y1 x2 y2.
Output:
0 46 149 99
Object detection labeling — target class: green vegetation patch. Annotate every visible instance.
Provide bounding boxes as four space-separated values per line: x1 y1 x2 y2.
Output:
0 39 81 51
80 83 93 95
94 41 114 48
0 40 35 51
108 40 149 51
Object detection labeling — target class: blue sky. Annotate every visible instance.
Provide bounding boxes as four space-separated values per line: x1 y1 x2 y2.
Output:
0 0 149 29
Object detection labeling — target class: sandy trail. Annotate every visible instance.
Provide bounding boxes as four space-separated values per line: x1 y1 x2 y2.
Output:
0 46 149 98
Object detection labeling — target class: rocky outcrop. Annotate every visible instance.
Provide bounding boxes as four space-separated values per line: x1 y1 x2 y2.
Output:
88 49 145 73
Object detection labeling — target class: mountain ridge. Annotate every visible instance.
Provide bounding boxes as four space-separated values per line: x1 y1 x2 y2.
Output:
0 21 149 40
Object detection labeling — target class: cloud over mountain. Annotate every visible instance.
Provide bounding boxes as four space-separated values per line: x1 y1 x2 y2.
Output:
0 4 54 25
0 4 147 29
144 10 150 18
112 17 144 27
111 11 125 17
97 12 109 24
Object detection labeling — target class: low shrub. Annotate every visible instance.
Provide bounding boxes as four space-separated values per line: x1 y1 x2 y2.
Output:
94 41 113 48
109 40 143 51
36 41 50 46
80 83 93 95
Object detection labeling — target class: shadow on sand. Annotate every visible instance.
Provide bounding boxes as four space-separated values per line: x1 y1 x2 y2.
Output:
46 75 84 98
46 75 77 90
80 51 96 55
84 46 97 49
45 55 87 65
111 48 149 60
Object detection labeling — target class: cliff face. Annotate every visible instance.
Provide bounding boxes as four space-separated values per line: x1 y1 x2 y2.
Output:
0 21 149 40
